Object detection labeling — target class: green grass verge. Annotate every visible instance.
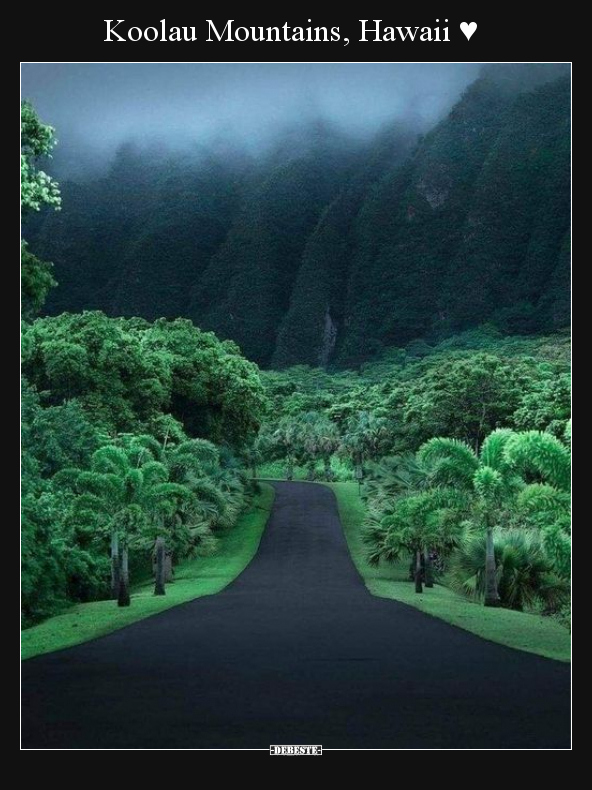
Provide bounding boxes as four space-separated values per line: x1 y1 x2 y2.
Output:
326 481 571 663
21 484 275 661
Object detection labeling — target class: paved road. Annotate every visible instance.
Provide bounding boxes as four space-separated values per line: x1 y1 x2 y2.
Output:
22 482 570 749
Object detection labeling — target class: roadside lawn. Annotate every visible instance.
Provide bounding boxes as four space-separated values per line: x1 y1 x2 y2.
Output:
22 484 275 661
327 481 571 663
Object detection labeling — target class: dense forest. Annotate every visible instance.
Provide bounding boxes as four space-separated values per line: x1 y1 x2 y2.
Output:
21 103 267 623
21 62 571 635
26 65 570 369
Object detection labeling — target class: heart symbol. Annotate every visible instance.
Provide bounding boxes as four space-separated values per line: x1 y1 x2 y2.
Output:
460 22 477 40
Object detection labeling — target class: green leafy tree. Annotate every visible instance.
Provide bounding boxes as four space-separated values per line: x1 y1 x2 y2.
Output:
504 430 571 492
516 485 571 578
21 378 99 477
22 312 266 443
21 101 61 313
21 101 61 215
21 381 107 622
21 241 56 318
21 451 108 624
144 318 267 446
512 373 571 437
402 355 528 452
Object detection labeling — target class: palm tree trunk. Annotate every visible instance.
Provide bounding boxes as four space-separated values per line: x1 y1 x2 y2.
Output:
154 536 166 596
110 531 120 600
414 548 423 593
165 552 173 583
484 526 500 607
117 545 131 607
424 548 434 588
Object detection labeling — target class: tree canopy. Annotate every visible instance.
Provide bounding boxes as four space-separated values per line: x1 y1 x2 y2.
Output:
22 312 267 445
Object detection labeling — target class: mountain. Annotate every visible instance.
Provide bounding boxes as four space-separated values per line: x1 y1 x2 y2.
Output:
26 69 570 369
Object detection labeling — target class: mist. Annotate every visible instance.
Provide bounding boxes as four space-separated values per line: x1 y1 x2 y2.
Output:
21 63 486 177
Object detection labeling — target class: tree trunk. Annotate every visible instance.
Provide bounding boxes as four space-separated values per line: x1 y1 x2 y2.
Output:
154 536 166 596
484 526 500 607
324 458 332 481
414 548 423 593
117 545 131 607
306 462 315 481
424 548 434 588
165 552 173 583
286 460 294 481
110 531 120 600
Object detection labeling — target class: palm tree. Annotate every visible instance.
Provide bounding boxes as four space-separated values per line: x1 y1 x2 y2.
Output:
154 536 166 596
504 430 571 492
297 412 341 480
418 428 570 606
69 445 193 604
341 411 391 481
418 430 519 606
507 431 571 578
365 453 430 503
163 438 247 558
241 439 263 480
271 416 302 480
448 528 569 611
315 417 341 480
364 488 465 593
165 438 220 479
365 453 434 582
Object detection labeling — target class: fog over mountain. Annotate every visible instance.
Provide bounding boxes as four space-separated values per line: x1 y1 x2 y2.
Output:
24 63 570 368
22 63 485 175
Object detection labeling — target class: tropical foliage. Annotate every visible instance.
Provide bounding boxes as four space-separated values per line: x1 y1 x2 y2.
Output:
22 366 254 622
254 337 570 617
21 104 266 625
22 67 571 637
447 529 569 611
362 429 570 611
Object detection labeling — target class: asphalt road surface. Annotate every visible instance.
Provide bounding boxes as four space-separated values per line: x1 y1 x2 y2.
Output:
21 482 571 749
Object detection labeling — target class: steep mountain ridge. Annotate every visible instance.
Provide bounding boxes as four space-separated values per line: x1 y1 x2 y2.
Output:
26 72 570 368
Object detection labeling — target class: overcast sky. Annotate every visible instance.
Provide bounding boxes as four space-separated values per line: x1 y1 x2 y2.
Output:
22 63 485 172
